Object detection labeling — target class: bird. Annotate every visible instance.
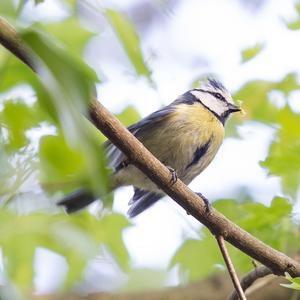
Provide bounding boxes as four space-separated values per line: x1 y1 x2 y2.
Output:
58 78 241 217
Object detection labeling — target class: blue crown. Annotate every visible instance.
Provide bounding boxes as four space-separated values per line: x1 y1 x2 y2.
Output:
207 78 226 91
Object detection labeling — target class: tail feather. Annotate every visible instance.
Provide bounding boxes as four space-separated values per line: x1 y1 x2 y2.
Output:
127 188 163 218
57 189 96 213
58 188 163 217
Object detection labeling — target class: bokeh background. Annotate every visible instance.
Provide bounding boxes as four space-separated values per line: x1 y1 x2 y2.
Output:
0 0 300 299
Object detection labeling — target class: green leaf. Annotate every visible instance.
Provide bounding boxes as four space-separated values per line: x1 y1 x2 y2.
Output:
21 29 97 109
91 213 131 270
56 212 131 285
50 220 99 288
117 105 141 127
170 236 222 281
285 1 300 30
281 273 300 290
0 54 58 125
296 1 300 14
261 106 300 197
39 134 87 191
240 197 292 227
106 9 152 81
0 56 39 92
21 29 111 199
241 43 264 63
283 1 300 30
0 210 130 289
43 17 96 57
171 198 295 282
0 100 41 151
286 19 300 30
227 73 300 137
0 0 18 18
233 73 300 124
234 80 278 124
275 73 300 96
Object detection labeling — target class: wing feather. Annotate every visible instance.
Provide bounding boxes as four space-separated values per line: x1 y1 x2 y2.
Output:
104 105 176 171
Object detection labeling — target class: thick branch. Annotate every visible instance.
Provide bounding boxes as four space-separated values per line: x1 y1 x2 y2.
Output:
1 16 300 278
0 17 35 70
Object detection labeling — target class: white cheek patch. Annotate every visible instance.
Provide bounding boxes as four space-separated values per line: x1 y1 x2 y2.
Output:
224 92 235 105
191 90 227 116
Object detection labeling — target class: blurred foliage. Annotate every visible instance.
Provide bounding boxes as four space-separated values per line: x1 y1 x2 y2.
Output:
41 17 96 57
241 43 264 63
121 269 168 292
0 0 300 298
171 197 298 281
261 106 300 197
0 0 139 294
106 9 152 82
233 73 300 125
0 211 130 289
0 100 41 151
116 105 141 127
225 72 300 137
284 0 300 30
281 273 300 290
21 29 111 197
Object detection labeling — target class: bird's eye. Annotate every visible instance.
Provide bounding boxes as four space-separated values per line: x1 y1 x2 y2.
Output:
214 93 225 101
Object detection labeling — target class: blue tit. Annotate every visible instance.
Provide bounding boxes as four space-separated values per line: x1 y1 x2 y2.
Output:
58 78 241 217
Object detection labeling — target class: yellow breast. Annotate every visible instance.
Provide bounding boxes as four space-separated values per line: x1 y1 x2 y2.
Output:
173 103 224 145
170 103 225 182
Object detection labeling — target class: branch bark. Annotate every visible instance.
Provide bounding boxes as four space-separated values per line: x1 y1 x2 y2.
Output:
1 15 300 281
216 235 247 300
0 17 35 70
228 266 272 300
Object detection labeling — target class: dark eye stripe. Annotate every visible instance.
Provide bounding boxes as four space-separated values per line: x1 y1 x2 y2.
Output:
213 92 226 102
193 89 227 103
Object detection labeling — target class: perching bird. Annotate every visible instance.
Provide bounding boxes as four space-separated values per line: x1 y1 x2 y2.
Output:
58 78 241 217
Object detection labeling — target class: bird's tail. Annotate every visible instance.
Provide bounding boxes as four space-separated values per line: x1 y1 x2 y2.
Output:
58 187 163 217
127 189 163 217
57 189 96 213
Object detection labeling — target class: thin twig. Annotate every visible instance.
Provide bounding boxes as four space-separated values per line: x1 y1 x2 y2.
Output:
1 16 300 278
216 235 247 300
228 266 272 300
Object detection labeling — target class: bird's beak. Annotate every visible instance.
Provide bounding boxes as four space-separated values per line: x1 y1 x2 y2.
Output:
228 103 241 113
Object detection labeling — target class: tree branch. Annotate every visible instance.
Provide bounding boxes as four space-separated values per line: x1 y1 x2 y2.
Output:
0 17 35 70
216 235 246 300
228 266 272 300
1 16 300 279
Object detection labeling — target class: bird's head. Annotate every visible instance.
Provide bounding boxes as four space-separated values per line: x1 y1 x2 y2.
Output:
179 78 241 124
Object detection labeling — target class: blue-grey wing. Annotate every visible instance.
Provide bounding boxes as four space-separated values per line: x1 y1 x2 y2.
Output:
104 105 176 172
127 188 163 217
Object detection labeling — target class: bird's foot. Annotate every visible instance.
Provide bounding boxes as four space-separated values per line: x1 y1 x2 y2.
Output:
115 159 130 172
195 192 211 214
121 160 129 168
166 166 178 184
